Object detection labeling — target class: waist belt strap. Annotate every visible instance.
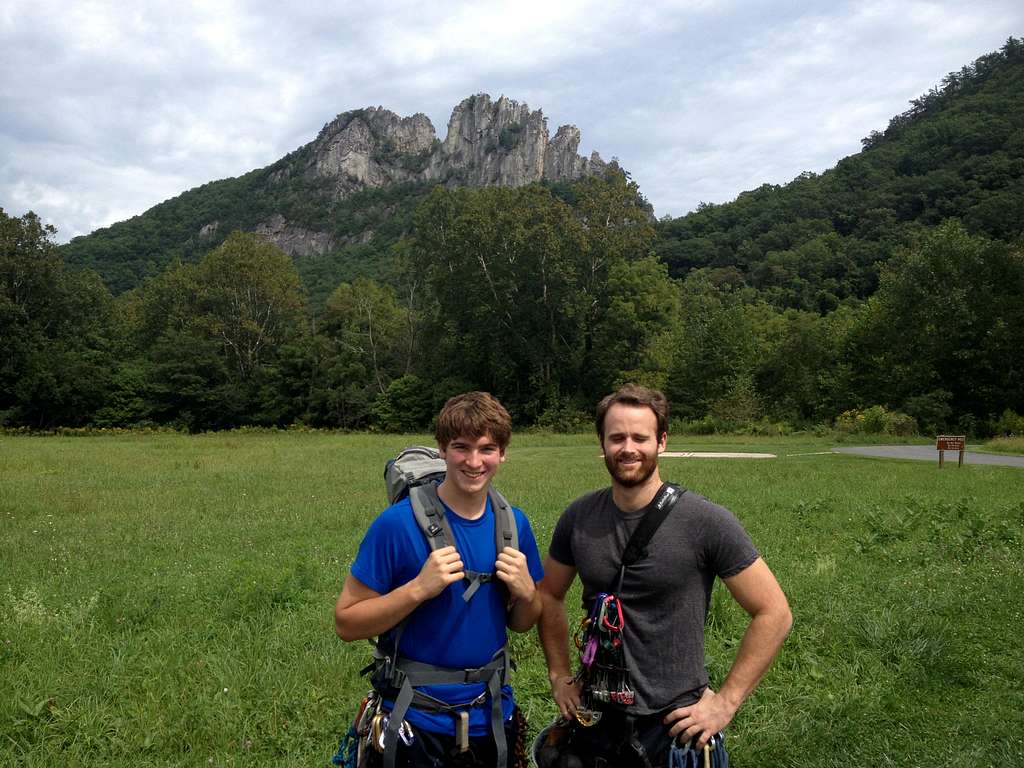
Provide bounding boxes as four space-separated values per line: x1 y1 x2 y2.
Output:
395 656 506 686
381 648 509 768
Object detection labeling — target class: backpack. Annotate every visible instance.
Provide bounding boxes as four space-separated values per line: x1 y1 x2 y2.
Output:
385 445 518 600
365 445 520 768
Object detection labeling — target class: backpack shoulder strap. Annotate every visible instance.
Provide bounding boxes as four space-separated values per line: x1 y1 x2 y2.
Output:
487 486 518 553
409 482 503 604
408 482 455 551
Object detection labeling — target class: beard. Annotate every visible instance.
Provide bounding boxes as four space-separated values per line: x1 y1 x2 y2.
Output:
604 450 659 488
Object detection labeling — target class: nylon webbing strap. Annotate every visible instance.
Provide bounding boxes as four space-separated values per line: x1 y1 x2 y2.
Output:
379 649 509 766
410 484 456 551
394 656 505 686
488 666 507 768
490 489 515 550
382 677 415 768
616 483 684 593
461 570 492 602
621 483 683 567
411 483 514 603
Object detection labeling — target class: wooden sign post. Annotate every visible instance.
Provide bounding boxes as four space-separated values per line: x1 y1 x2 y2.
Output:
936 435 966 468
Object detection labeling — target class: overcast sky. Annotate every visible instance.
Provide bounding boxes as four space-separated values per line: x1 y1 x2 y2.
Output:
2 1 1022 243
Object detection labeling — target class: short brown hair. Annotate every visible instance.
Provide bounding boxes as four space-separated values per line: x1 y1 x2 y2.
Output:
435 391 512 450
596 384 669 440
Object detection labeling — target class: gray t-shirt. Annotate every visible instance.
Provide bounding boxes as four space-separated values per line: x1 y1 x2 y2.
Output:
549 485 759 714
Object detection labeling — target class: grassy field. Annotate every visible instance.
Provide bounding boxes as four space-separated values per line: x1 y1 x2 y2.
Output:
2 431 1023 767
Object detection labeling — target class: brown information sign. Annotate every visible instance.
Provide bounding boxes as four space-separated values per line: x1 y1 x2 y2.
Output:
936 435 965 451
936 435 966 467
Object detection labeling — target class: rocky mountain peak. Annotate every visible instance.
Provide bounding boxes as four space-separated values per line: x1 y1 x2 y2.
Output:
303 93 609 197
250 94 614 258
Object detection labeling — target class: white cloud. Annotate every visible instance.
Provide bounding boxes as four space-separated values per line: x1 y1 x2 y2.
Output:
1 0 1022 240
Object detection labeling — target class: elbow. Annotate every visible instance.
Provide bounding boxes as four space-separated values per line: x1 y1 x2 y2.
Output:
334 611 360 643
508 592 543 633
778 602 794 638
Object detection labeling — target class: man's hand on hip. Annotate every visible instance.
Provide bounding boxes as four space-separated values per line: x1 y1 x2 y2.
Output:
663 688 737 749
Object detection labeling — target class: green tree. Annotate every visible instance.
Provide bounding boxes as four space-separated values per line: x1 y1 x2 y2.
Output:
752 307 838 423
412 175 660 418
844 220 1024 426
413 184 589 416
590 256 681 393
133 232 310 429
307 277 414 428
667 272 759 420
1 209 118 427
194 232 306 380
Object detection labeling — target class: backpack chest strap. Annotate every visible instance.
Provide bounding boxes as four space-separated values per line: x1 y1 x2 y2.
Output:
462 570 494 601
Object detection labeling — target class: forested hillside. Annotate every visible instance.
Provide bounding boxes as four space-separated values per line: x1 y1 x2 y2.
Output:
656 36 1024 313
60 94 614 307
58 144 430 307
3 39 1023 435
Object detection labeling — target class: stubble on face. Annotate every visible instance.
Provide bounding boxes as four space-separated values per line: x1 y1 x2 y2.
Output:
603 449 659 487
599 403 665 490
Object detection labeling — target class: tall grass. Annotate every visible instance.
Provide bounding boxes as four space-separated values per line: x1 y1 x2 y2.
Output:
2 433 1022 766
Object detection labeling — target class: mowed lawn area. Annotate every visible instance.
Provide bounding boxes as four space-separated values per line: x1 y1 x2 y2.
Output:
2 432 1023 767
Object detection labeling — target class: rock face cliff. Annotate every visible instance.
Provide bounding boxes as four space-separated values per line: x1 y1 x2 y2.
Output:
299 93 608 199
249 93 612 257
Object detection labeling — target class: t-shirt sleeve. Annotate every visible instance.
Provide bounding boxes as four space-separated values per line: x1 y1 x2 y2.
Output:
701 503 760 578
514 508 546 583
350 506 410 595
548 503 579 567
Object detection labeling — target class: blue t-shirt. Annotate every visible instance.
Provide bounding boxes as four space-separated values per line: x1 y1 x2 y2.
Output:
350 493 544 735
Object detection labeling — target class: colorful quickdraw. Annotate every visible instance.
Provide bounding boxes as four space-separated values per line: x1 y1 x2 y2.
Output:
571 485 685 717
574 591 635 709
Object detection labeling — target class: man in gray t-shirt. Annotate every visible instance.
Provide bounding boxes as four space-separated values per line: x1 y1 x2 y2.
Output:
538 385 792 767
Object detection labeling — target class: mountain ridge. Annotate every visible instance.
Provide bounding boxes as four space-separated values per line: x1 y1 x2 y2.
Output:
62 93 615 296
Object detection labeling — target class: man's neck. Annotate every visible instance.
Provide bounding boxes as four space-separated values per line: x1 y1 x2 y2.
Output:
611 472 664 514
436 481 488 520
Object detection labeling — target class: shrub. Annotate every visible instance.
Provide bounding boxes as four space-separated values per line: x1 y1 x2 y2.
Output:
903 390 953 435
835 405 918 436
887 411 918 436
533 404 591 433
994 409 1024 437
372 375 433 432
860 405 890 434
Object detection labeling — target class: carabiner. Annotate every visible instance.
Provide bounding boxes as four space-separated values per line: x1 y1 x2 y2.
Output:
601 595 624 632
574 708 602 727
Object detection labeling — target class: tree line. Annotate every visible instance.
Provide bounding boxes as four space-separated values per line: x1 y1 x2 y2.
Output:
3 170 1023 435
7 39 1024 434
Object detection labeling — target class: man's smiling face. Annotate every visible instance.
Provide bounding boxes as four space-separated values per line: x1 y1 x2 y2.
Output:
439 432 505 496
600 403 666 488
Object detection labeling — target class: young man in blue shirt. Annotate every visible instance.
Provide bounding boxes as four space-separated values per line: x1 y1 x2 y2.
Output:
336 391 544 767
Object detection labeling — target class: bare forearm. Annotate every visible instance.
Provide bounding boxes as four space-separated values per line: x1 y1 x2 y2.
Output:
334 580 425 641
716 605 792 712
508 587 542 632
538 592 573 681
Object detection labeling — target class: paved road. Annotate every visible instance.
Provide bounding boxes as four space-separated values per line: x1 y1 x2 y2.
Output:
832 445 1024 468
